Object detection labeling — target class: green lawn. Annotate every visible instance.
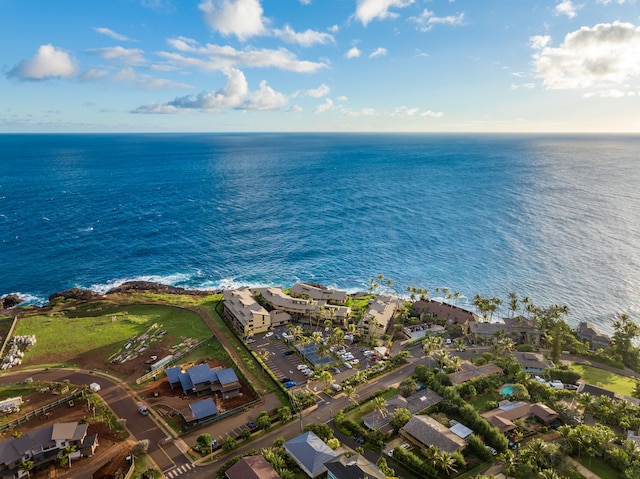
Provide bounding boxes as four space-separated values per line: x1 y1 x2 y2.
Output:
13 303 211 367
571 364 636 396
575 455 619 479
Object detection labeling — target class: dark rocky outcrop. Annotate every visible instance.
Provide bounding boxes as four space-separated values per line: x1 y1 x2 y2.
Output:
0 294 22 309
48 288 99 303
106 281 215 296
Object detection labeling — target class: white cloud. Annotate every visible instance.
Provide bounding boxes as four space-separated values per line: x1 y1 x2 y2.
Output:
162 38 328 73
554 0 580 19
532 22 640 90
91 46 146 65
240 80 288 110
343 107 376 116
93 27 131 42
299 0 311 4
510 82 536 90
273 25 335 47
79 69 108 81
410 9 465 32
337 95 348 102
314 98 334 113
354 0 415 26
8 44 78 80
392 106 443 117
300 83 330 98
530 35 551 50
345 47 361 59
132 67 287 113
369 47 387 58
288 105 303 112
583 89 629 97
199 0 267 41
329 25 339 33
596 0 635 4
112 67 191 89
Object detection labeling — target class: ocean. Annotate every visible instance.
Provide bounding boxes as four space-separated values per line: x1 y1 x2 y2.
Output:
1 133 639 335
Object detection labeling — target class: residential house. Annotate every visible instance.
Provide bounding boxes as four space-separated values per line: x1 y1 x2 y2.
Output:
448 361 503 385
223 288 271 335
413 300 478 334
358 295 399 340
0 422 98 479
576 322 611 350
284 432 339 478
481 401 558 433
226 456 281 479
468 317 540 346
181 398 220 425
166 364 241 399
513 352 554 375
362 389 443 430
400 415 466 453
324 454 386 479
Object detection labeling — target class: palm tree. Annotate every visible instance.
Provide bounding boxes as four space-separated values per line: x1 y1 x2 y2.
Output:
449 356 462 372
422 335 443 358
19 460 34 478
373 396 388 418
508 292 519 318
319 370 333 389
437 451 458 476
435 348 450 370
343 385 359 406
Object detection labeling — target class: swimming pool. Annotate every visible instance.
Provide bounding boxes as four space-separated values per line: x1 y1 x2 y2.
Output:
500 384 516 396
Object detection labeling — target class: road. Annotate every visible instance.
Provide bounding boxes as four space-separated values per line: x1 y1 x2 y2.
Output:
0 368 190 476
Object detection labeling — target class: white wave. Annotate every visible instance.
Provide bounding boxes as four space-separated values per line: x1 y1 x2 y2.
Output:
1 292 47 306
78 226 94 232
85 272 196 294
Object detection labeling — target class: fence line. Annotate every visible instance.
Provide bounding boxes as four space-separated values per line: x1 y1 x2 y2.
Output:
0 316 19 359
0 390 84 433
135 335 215 385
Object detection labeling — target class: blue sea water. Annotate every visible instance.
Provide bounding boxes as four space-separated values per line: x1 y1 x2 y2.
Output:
1 133 639 335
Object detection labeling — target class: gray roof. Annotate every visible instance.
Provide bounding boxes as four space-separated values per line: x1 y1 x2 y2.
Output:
284 431 339 478
226 455 281 479
513 351 554 371
362 390 443 430
323 454 386 479
401 415 466 453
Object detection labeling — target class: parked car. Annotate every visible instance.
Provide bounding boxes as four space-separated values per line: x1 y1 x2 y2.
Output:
279 377 292 383
486 446 497 456
284 381 297 388
296 364 308 370
343 362 353 369
138 407 149 416
350 359 359 364
246 421 258 431
354 436 365 444
265 332 274 338
331 366 340 373
283 350 294 356
275 334 281 340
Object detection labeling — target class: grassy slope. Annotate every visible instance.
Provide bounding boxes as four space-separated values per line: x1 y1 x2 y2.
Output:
13 302 210 366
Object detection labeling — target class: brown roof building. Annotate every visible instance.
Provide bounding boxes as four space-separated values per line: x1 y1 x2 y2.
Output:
226 455 281 479
400 415 466 453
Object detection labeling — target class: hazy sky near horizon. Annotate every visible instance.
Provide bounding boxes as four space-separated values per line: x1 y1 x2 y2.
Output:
2 0 640 133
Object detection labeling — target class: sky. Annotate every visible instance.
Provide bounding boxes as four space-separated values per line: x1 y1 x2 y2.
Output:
2 0 640 133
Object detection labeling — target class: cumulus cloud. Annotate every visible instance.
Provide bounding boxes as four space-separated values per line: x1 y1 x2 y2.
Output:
392 106 443 117
8 44 78 80
343 107 376 117
345 47 361 59
354 0 415 26
530 35 551 49
273 25 335 47
93 27 131 41
162 38 328 73
199 0 267 41
111 67 191 89
554 0 580 18
293 83 330 98
314 98 334 113
132 67 286 113
369 47 387 58
532 22 640 90
410 9 465 31
240 80 288 110
91 46 146 65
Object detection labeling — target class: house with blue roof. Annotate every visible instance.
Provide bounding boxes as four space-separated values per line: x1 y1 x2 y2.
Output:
181 398 220 424
166 363 241 399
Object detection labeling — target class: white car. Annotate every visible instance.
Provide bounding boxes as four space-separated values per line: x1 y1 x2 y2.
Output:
296 364 307 370
265 332 274 338
350 359 359 364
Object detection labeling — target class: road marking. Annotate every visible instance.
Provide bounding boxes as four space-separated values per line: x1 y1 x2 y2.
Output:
165 463 194 478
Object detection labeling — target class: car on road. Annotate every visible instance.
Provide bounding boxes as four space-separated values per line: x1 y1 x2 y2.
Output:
138 407 149 416
354 436 365 444
279 377 292 383
284 381 297 388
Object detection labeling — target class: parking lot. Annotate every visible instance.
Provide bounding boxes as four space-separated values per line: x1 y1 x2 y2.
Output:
248 324 386 388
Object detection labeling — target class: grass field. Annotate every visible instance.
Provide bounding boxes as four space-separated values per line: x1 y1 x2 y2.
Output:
571 364 637 396
13 302 211 367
